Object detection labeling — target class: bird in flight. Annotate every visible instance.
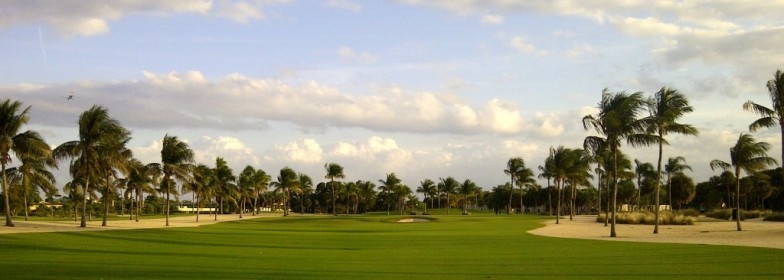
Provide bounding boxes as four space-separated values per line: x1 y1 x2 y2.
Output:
65 93 74 100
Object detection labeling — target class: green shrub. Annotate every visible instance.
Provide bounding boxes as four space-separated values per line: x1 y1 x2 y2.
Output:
675 209 700 217
763 212 784 222
706 209 770 220
596 212 694 225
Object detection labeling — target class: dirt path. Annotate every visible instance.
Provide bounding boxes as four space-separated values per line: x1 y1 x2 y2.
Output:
0 213 272 235
528 215 784 249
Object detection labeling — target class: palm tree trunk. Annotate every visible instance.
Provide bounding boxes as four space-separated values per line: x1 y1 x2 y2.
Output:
23 177 29 221
129 192 134 221
735 168 742 231
253 191 259 216
654 138 663 234
196 194 200 222
507 174 514 214
446 194 450 215
610 148 618 238
2 162 14 227
81 180 90 228
555 180 561 224
520 187 524 215
102 174 110 227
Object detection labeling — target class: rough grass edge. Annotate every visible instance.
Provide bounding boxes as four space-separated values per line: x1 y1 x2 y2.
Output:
596 212 695 225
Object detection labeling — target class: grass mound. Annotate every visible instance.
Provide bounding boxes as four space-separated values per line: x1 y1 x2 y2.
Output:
764 212 784 222
597 211 695 225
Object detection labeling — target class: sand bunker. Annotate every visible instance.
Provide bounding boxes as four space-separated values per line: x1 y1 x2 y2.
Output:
397 218 431 223
528 215 784 249
0 214 269 235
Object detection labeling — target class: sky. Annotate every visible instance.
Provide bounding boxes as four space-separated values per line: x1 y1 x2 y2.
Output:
2 0 784 191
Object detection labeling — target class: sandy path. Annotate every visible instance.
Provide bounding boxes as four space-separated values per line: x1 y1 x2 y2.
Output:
0 213 272 235
528 215 784 249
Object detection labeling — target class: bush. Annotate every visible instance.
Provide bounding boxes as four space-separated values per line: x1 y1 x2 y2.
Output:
596 212 695 225
674 209 700 217
763 212 784 221
705 209 770 220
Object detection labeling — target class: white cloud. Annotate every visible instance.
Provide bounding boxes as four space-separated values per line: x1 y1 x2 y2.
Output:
338 46 379 64
481 14 504 25
509 36 535 54
273 138 324 164
0 0 285 37
325 0 362 12
5 70 574 137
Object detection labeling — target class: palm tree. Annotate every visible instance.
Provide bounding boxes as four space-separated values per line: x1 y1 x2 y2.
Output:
357 181 376 214
743 69 784 186
6 151 57 221
514 161 536 215
710 133 776 231
416 179 436 214
583 90 655 237
238 166 258 218
439 177 459 215
212 157 236 217
344 181 358 215
298 173 313 214
504 157 524 214
271 167 298 216
459 179 477 215
633 159 655 210
324 162 344 215
664 156 692 210
158 135 194 226
378 173 401 215
544 146 583 224
54 105 127 228
1 99 53 227
251 169 270 215
392 184 412 214
185 163 212 222
643 87 698 234
96 131 132 226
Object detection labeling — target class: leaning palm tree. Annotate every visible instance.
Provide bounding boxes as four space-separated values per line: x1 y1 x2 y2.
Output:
439 177 459 215
744 69 784 182
642 87 698 234
664 156 692 210
157 135 194 226
504 157 524 214
324 162 344 215
710 133 777 231
583 90 655 237
378 173 401 215
9 154 57 221
54 105 127 228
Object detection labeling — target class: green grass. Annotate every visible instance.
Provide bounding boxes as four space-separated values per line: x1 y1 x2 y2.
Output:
1 215 783 279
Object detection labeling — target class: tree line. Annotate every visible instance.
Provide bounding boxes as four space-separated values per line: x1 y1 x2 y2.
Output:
2 70 783 237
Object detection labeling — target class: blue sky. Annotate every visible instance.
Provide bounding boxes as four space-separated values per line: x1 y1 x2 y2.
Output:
2 0 783 191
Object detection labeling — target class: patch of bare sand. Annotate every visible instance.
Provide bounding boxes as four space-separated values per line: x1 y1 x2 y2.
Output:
528 215 784 249
0 213 273 235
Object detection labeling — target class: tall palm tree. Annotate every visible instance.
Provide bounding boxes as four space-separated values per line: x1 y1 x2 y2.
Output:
324 162 344 215
544 146 583 224
96 131 132 226
251 169 270 215
158 135 194 226
343 181 358 215
212 157 236 217
664 156 692 211
504 157 524 214
743 69 784 187
392 184 412 215
298 173 313 214
6 151 57 221
583 90 655 237
439 177 459 215
633 159 655 210
416 179 436 213
643 87 698 234
514 161 536 215
378 173 401 215
710 133 777 231
357 180 376 214
54 105 127 228
1 99 53 227
459 179 477 215
238 166 258 218
271 167 298 216
184 163 212 222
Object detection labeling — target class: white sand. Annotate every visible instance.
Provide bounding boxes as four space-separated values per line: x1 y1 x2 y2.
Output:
528 215 784 249
0 213 271 235
396 218 430 223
